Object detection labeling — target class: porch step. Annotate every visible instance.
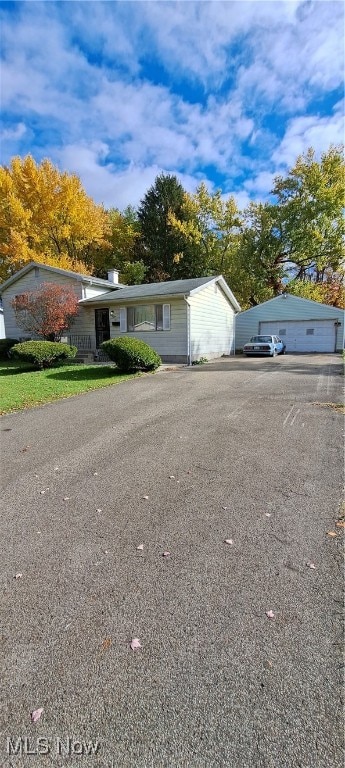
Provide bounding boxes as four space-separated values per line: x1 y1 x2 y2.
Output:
74 352 95 364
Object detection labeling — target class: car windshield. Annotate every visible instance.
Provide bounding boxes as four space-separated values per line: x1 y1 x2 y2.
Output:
250 336 272 343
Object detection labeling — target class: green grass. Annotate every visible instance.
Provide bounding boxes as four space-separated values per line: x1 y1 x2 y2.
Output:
0 360 140 414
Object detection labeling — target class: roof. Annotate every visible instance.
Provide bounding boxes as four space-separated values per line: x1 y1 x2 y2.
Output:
80 275 241 311
0 262 125 292
237 292 343 316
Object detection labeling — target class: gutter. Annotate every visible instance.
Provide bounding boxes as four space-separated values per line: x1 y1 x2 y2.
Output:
184 296 192 366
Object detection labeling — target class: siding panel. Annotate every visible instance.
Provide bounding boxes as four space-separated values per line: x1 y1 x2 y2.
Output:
108 299 188 362
1 270 83 339
189 283 235 360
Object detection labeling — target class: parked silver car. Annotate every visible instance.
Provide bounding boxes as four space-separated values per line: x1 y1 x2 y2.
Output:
243 335 286 357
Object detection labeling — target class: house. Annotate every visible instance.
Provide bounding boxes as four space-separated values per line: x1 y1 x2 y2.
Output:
79 275 241 363
0 264 241 363
235 293 344 353
0 262 123 351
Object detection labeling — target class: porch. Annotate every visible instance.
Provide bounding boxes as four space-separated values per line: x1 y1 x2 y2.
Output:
65 334 110 363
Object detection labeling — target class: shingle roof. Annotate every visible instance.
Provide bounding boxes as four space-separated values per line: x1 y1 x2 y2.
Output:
81 276 217 303
0 262 125 292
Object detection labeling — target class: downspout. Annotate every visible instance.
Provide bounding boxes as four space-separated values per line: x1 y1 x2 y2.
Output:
233 312 238 356
184 296 192 365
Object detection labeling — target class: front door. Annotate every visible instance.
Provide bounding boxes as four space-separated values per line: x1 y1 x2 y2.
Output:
95 308 110 347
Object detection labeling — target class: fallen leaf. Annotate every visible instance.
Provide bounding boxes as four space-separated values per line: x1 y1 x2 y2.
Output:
136 544 144 551
63 497 70 501
130 638 142 650
266 610 275 619
101 638 112 651
162 551 171 557
142 495 149 500
336 521 345 528
31 708 43 723
187 470 191 474
306 562 316 569
327 531 337 537
224 539 233 545
14 572 22 579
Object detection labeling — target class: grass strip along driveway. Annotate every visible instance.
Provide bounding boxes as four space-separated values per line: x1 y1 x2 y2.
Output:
0 361 139 414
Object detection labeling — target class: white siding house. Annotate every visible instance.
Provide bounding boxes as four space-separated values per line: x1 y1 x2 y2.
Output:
236 294 344 353
0 265 241 363
0 263 122 346
80 275 241 363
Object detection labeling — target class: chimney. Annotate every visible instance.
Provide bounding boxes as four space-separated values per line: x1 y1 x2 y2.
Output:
107 269 119 284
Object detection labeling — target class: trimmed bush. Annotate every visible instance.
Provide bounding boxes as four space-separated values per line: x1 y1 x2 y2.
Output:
101 337 161 372
10 341 77 370
0 338 19 360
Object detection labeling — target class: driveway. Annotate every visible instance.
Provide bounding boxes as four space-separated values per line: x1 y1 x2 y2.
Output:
0 354 343 768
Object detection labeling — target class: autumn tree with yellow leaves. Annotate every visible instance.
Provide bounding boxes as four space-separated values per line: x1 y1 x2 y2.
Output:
0 155 111 282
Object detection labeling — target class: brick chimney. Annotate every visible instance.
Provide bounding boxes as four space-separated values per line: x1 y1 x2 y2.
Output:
107 269 119 284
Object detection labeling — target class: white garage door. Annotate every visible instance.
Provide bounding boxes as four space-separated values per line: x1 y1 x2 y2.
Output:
259 320 336 352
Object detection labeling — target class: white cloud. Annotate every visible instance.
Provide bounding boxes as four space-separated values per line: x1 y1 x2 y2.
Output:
244 171 275 195
0 122 26 141
272 102 345 167
58 142 203 208
0 0 343 211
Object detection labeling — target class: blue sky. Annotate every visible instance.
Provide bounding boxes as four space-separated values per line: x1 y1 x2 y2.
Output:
1 0 343 210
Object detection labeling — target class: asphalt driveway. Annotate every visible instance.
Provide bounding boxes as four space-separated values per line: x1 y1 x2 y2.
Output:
0 354 344 768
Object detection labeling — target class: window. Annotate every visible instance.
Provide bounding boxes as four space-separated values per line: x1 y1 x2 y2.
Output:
110 309 121 327
127 304 170 332
279 329 286 336
306 328 314 335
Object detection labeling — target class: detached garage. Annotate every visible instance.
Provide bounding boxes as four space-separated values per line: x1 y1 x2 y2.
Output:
236 294 344 353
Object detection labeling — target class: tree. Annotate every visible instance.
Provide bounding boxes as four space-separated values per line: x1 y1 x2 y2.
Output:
287 272 345 308
233 202 287 307
11 282 80 341
0 155 110 281
90 206 146 285
137 174 198 282
272 145 345 282
169 182 242 276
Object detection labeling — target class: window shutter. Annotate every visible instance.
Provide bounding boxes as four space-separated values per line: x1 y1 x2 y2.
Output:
163 304 171 330
119 307 127 332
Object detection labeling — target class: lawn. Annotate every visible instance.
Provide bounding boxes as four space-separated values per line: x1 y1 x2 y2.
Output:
0 360 140 414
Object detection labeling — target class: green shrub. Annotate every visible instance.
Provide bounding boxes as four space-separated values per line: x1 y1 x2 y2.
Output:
101 337 161 372
0 338 19 360
191 357 208 365
10 341 77 369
